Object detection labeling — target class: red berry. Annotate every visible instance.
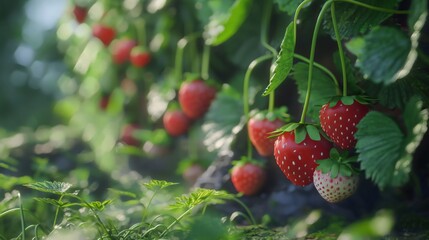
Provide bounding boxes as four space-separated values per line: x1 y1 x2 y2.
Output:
319 99 369 150
248 117 284 157
163 110 191 136
73 5 87 24
313 170 359 203
274 131 332 186
231 163 266 196
183 164 205 185
121 124 140 146
111 39 136 64
130 47 151 67
92 24 116 46
178 80 216 120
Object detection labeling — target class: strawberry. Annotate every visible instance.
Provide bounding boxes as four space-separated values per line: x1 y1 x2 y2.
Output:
319 96 369 150
121 124 140 146
130 46 152 68
231 160 266 196
111 39 137 64
178 79 216 120
92 24 116 46
73 5 87 24
313 149 359 203
248 108 288 157
273 124 333 186
163 109 191 136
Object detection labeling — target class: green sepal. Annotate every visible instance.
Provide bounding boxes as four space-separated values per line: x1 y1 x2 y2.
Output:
341 96 355 105
316 148 359 178
231 156 265 169
250 107 290 123
327 95 373 108
269 122 300 137
306 124 321 141
294 125 307 144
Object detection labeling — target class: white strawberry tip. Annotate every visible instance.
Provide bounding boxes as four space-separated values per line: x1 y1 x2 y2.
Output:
313 169 359 203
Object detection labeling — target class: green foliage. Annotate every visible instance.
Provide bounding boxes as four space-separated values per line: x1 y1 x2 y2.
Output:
355 97 428 188
142 179 178 191
274 0 305 15
263 22 295 96
24 181 73 195
338 210 394 239
203 0 253 45
408 0 428 30
202 85 245 153
346 27 411 85
292 62 338 122
323 0 400 39
171 188 232 209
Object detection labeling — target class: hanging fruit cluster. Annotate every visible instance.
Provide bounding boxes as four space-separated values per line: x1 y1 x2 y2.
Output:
63 0 428 203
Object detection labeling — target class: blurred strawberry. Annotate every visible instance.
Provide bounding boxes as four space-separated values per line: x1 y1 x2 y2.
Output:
92 24 116 46
121 124 140 146
130 46 152 68
73 5 87 24
111 39 137 64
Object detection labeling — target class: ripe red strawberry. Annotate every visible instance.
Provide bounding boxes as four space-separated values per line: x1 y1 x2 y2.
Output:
111 39 137 64
130 47 151 67
231 161 266 196
163 109 191 136
319 97 369 150
313 170 358 203
178 80 216 120
92 24 116 46
248 111 285 157
73 5 87 24
274 126 333 186
121 124 140 146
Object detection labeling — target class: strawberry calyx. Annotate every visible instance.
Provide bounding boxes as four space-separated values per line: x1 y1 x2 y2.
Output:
327 95 373 108
271 122 329 144
181 74 219 89
250 107 290 122
315 148 359 179
231 156 265 170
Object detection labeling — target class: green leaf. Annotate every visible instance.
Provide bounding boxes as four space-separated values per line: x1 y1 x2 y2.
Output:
355 112 404 189
408 0 428 30
323 0 400 39
142 180 178 191
204 0 252 45
294 126 306 144
34 198 66 207
274 0 304 15
88 200 113 211
330 163 340 179
306 125 320 141
346 27 412 85
339 210 394 239
171 189 232 209
25 181 73 195
263 22 295 96
292 62 338 122
377 78 417 109
392 97 428 186
202 85 245 153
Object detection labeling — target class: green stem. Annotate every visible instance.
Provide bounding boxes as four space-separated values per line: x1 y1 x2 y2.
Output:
18 192 25 240
293 53 340 95
231 197 256 225
243 54 274 159
331 2 348 97
135 19 147 46
159 207 194 238
201 44 211 80
261 0 278 57
334 0 409 14
300 1 332 123
175 38 188 88
142 189 159 222
52 195 64 228
260 0 277 113
293 0 314 44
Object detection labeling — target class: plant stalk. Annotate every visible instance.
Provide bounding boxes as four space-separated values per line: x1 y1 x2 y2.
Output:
330 2 348 97
300 1 333 123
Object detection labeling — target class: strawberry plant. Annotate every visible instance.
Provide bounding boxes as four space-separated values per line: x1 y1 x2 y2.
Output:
1 0 429 239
